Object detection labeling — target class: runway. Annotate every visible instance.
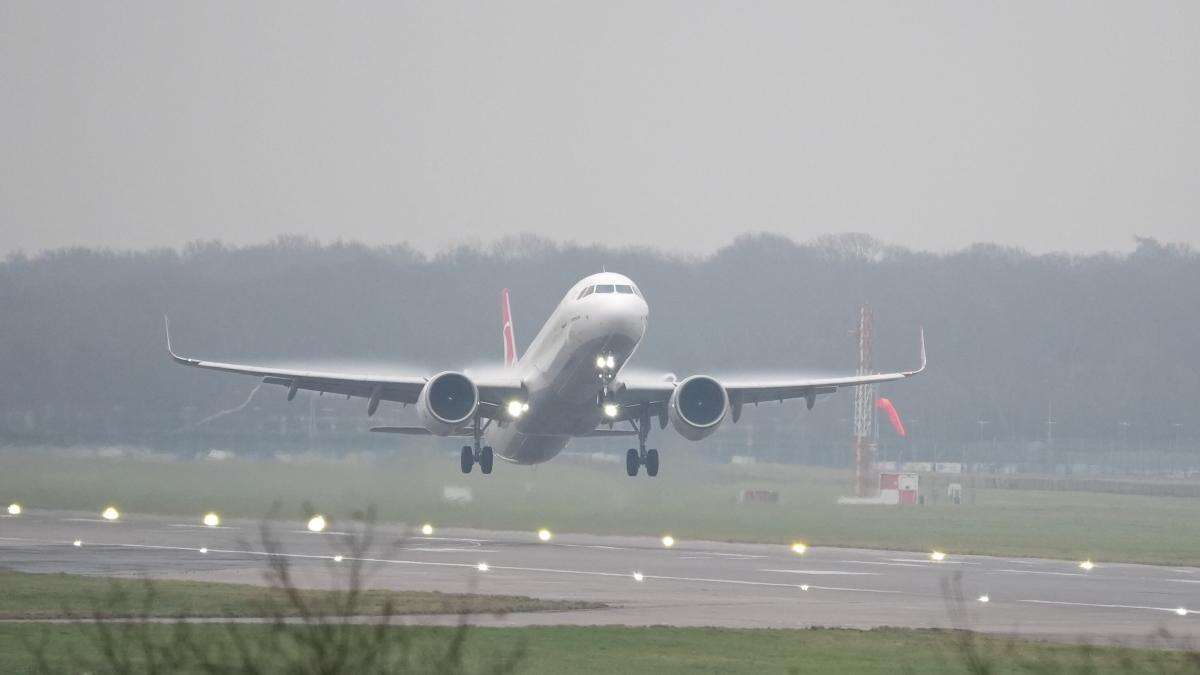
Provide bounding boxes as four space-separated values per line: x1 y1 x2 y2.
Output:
1 509 1196 645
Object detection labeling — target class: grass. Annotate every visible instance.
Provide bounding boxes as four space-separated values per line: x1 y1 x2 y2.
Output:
1 624 1198 674
0 569 599 620
2 449 1199 565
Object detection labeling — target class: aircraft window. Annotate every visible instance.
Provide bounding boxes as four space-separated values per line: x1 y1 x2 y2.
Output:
615 285 635 294
595 285 616 293
577 286 594 299
631 286 643 298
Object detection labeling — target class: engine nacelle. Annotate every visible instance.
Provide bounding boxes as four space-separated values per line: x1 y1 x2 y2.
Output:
669 375 728 441
417 371 479 436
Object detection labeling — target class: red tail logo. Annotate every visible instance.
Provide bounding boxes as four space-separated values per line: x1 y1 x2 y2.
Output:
501 289 517 367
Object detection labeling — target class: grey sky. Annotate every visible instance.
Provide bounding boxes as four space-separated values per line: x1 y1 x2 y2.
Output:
2 1 1197 256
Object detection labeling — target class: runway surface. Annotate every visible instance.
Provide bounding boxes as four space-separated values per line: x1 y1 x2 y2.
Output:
2 509 1197 645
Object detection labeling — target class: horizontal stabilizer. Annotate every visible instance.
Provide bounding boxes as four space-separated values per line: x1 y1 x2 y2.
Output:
369 426 473 437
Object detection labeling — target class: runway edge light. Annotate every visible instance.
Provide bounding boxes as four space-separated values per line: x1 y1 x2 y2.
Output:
421 523 434 536
307 514 327 533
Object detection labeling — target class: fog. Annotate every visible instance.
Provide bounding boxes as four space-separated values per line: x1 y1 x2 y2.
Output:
2 1 1199 255
1 234 1197 472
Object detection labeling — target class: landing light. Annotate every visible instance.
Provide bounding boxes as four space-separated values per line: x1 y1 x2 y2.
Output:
102 506 120 521
930 550 946 562
1079 559 1095 571
538 528 553 542
307 515 327 533
978 595 990 604
606 355 616 369
603 403 620 418
421 523 434 536
791 542 807 555
203 512 220 528
477 562 490 572
661 535 675 548
595 355 607 369
506 400 526 418
6 503 20 516
633 571 644 582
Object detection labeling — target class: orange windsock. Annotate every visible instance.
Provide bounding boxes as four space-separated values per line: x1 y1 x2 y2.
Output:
876 397 907 437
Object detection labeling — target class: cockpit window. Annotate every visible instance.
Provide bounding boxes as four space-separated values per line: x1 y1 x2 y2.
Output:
578 286 594 299
595 284 616 293
631 286 643 298
615 285 634 294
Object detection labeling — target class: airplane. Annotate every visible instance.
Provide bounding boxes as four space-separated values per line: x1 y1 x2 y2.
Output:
166 272 925 477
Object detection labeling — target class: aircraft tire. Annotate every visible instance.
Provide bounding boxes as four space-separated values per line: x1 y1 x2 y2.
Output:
626 448 639 477
645 448 659 477
480 446 494 474
460 446 473 474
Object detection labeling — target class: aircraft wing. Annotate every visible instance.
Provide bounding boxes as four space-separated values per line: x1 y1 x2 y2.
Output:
616 329 926 415
165 318 523 416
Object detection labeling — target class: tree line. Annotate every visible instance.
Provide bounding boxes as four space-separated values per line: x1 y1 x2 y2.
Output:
0 233 1196 461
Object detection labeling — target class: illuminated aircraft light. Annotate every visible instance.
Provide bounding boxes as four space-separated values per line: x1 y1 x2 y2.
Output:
203 512 220 528
791 542 807 555
506 400 525 418
595 355 607 369
930 550 946 562
307 515 327 533
661 535 675 548
421 523 434 536
538 528 553 542
333 555 344 562
1176 607 1189 617
978 595 990 603
72 540 82 547
633 571 644 582
606 355 616 369
6 503 20 516
199 547 208 554
604 403 620 418
1079 559 1095 571
522 402 530 412
102 507 120 521
477 562 490 572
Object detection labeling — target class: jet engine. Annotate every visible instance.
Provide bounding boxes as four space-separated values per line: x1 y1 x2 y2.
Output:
417 372 479 436
668 375 728 441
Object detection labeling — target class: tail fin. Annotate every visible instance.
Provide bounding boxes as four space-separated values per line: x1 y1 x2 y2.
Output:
501 288 518 367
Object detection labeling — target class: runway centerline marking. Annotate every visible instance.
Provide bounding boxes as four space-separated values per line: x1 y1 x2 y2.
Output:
761 569 878 576
838 560 926 568
1021 599 1192 616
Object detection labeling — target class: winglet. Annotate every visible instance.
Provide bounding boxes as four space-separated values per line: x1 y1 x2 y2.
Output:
164 316 199 366
905 327 927 376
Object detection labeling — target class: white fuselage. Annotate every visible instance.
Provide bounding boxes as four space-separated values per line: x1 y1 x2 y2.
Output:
486 273 648 464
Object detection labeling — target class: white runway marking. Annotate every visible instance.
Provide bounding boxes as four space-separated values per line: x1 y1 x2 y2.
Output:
1021 599 1192 616
890 558 979 565
168 524 240 531
761 569 878 576
992 569 1093 577
838 560 927 568
1169 579 1200 584
61 518 118 523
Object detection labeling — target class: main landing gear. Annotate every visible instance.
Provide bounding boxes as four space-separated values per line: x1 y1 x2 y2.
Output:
625 408 659 478
461 416 493 475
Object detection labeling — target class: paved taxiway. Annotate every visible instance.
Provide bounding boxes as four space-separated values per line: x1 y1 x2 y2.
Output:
1 509 1196 645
